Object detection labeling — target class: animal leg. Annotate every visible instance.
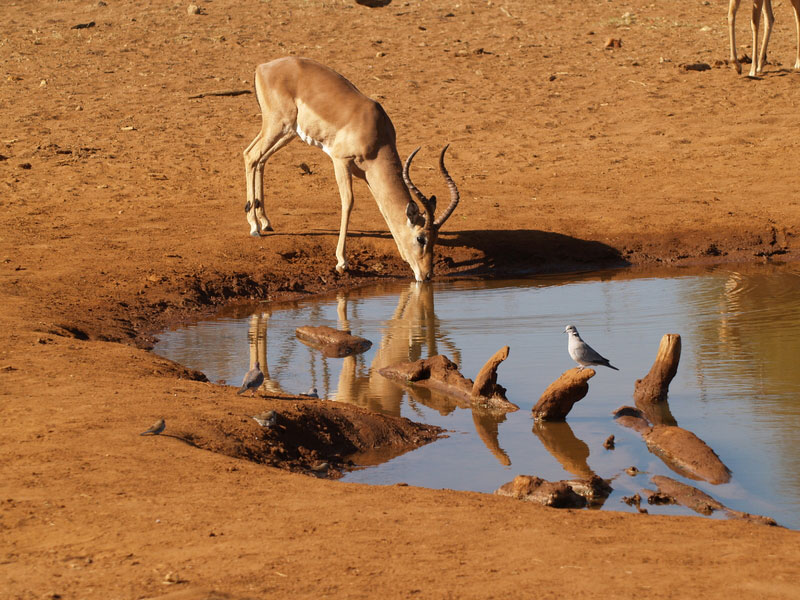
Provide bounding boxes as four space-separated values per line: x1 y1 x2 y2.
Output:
791 0 800 69
756 0 775 73
243 124 294 236
729 0 743 73
332 159 355 273
749 0 766 76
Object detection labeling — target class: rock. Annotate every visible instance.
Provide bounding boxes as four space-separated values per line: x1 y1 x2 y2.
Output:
682 63 712 72
603 434 615 450
604 37 622 49
187 4 200 15
532 368 595 421
295 325 372 358
495 475 587 509
612 405 652 434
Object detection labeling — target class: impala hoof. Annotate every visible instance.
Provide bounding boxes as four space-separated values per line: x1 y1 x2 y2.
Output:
250 230 262 237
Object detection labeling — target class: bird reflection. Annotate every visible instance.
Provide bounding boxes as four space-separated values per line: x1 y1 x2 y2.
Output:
246 312 285 394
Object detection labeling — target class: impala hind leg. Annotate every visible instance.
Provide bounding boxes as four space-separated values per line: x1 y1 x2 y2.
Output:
331 159 355 273
243 125 294 236
729 0 742 73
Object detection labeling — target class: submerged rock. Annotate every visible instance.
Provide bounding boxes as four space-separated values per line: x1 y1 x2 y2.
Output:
495 475 587 509
295 325 372 358
495 474 612 509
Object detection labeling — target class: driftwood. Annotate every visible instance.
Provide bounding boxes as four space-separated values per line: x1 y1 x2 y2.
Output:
471 346 509 397
613 406 732 484
188 89 252 99
634 334 680 426
644 426 731 484
295 326 372 358
646 475 777 526
495 474 612 508
378 351 518 413
532 368 595 421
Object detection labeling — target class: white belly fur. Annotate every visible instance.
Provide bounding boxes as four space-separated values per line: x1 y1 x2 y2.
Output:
296 125 332 157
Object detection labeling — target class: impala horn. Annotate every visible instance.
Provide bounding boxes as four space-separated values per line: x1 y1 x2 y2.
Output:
403 145 460 230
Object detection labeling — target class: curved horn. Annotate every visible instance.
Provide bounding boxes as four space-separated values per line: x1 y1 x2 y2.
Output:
433 144 460 228
402 147 435 226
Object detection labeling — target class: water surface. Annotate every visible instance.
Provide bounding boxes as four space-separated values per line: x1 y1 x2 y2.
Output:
154 263 800 528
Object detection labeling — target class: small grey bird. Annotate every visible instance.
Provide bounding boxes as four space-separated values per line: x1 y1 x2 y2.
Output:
237 361 265 396
140 418 166 436
251 410 277 428
564 324 619 371
300 387 318 398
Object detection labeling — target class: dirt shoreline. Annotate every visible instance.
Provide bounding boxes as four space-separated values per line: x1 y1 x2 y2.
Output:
3 0 800 598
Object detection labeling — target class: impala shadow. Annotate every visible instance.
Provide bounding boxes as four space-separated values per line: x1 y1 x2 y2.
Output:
439 229 629 275
268 228 628 275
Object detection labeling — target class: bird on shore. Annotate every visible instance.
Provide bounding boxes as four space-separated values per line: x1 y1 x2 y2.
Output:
237 361 265 396
564 324 619 371
300 387 318 398
251 410 277 428
140 418 166 436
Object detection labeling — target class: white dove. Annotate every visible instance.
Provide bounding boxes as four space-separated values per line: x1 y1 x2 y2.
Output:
564 324 619 371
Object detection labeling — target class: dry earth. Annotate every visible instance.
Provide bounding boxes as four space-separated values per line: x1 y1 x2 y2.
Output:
2 0 800 598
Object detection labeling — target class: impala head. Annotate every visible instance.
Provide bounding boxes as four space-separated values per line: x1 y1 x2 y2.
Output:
401 145 460 282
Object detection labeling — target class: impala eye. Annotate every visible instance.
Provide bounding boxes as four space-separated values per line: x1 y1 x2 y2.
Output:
416 235 426 247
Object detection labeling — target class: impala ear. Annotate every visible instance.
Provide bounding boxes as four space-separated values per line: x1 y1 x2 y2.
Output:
406 201 420 225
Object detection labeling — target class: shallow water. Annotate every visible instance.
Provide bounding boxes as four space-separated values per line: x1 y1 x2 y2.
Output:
154 263 800 528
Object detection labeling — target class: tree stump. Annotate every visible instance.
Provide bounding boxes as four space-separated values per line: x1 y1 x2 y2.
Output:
634 334 680 426
532 368 595 421
471 345 509 398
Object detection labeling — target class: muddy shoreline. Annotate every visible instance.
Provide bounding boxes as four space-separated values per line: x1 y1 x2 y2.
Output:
4 0 800 597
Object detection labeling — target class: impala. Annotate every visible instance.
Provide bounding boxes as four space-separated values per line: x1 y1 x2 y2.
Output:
728 0 800 76
243 57 460 282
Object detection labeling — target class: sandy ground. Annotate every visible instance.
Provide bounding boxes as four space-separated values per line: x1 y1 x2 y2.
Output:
2 0 800 598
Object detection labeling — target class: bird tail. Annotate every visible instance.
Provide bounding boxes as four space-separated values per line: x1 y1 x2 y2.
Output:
607 363 620 371
236 387 246 395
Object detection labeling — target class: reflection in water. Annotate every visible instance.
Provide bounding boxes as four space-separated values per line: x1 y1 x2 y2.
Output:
532 421 593 480
153 263 800 528
242 282 511 465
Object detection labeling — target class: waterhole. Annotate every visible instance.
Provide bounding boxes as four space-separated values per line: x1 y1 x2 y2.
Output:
154 262 800 528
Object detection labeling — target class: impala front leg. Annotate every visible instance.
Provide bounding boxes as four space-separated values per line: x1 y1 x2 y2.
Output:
756 0 775 74
332 159 355 274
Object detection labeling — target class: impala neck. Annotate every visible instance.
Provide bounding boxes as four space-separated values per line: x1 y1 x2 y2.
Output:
362 144 416 252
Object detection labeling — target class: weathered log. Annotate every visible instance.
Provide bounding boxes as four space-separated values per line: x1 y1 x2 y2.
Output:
295 326 372 358
471 345 509 398
634 334 680 426
532 368 595 421
494 475 587 508
644 426 732 484
378 353 519 413
613 407 732 484
648 475 776 526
